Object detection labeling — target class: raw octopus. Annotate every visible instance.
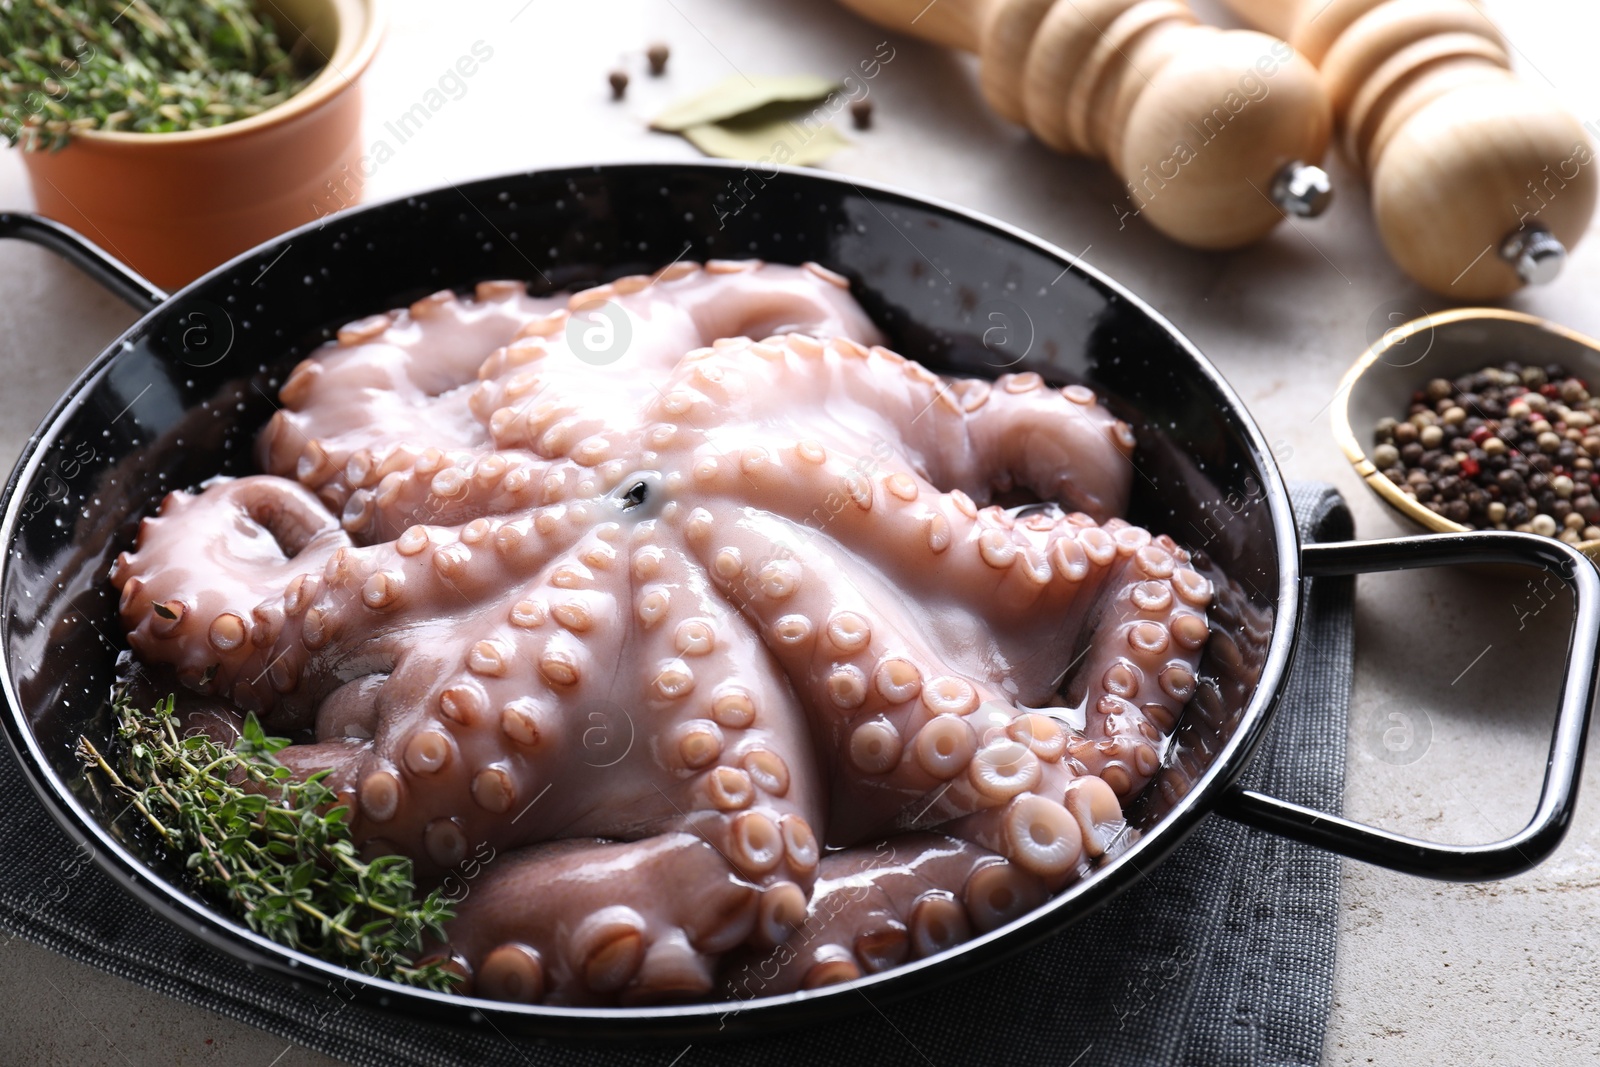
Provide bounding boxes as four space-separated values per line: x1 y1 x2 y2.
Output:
109 260 1212 1005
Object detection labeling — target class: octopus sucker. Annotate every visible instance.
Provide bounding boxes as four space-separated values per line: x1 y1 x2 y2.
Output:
111 260 1211 1005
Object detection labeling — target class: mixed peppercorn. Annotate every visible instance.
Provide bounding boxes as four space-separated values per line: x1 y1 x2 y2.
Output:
1373 361 1600 544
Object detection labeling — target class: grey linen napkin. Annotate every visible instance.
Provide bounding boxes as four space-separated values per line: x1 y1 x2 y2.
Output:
0 482 1353 1067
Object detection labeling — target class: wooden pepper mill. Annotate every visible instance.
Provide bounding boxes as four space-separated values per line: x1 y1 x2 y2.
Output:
835 0 1334 249
1219 0 1597 298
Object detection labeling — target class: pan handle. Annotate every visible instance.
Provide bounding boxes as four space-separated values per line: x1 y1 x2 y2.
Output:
0 212 166 312
1218 531 1600 881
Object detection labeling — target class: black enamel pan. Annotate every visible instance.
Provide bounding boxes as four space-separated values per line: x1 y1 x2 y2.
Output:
2 162 1596 1040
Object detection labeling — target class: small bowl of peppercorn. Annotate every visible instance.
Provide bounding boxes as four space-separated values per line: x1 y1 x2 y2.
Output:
1332 308 1600 560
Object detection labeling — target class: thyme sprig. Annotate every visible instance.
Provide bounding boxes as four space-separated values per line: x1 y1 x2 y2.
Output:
1 0 318 149
78 693 458 991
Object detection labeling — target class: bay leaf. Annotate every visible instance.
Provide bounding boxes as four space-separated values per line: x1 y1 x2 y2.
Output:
652 74 842 132
680 113 851 166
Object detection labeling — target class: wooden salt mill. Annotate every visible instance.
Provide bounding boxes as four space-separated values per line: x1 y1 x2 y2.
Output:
1219 0 1597 298
834 0 1334 249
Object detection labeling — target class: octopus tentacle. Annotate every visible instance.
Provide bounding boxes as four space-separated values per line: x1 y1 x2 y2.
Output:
608 537 825 894
1060 520 1214 800
681 508 1003 800
305 517 636 874
337 452 592 543
721 834 1048 996
258 286 557 509
684 508 1096 885
673 441 1145 701
650 333 1133 519
266 517 819 888
938 794 1086 887
110 476 351 718
264 265 883 519
955 371 1135 520
431 832 763 1006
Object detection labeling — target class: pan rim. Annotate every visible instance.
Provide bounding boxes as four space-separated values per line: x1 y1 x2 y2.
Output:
0 159 1303 1037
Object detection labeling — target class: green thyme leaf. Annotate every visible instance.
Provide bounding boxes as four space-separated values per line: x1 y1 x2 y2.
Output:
0 0 320 150
77 691 459 991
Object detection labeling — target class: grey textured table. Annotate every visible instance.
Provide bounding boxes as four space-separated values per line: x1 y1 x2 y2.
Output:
1 0 1597 1063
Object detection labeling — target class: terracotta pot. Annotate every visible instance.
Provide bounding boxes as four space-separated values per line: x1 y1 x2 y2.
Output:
18 0 384 289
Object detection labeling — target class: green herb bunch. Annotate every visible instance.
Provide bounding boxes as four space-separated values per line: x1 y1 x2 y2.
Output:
0 0 318 150
78 693 458 991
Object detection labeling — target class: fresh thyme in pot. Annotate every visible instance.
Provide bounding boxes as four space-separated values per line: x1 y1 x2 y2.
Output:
77 692 458 991
0 0 319 150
